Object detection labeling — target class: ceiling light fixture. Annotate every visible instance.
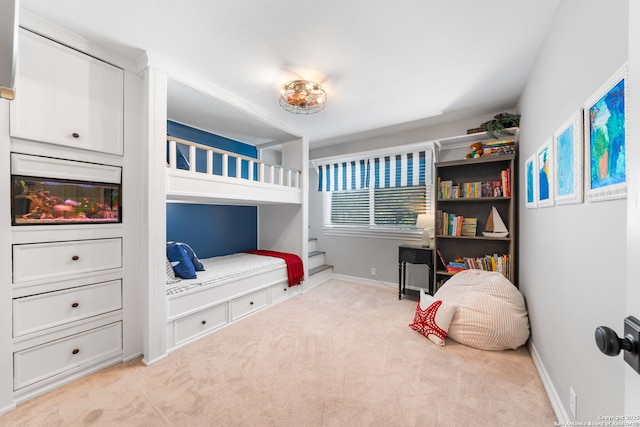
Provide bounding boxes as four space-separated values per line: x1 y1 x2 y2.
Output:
278 80 327 114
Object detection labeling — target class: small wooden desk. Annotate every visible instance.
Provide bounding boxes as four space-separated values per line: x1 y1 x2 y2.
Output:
398 245 434 299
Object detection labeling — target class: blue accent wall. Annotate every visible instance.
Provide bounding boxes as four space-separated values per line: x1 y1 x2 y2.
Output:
166 203 257 258
166 121 258 258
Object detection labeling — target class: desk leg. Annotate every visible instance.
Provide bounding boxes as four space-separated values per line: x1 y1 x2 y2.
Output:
398 261 402 299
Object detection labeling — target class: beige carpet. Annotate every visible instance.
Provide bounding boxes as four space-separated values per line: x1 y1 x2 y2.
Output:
0 279 556 427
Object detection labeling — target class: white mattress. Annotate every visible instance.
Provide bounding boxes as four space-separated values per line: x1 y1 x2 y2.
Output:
166 252 285 296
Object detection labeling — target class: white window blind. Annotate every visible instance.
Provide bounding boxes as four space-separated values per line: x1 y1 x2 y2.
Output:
374 185 427 226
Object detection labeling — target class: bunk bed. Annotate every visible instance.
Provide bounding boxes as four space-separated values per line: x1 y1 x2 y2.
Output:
163 134 307 351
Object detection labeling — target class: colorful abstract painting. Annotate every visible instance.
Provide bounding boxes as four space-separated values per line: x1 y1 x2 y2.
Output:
537 140 554 207
584 65 627 201
553 112 583 205
525 154 537 209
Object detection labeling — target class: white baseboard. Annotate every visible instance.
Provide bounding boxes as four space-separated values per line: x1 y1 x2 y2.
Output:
528 340 567 423
0 402 17 416
332 273 397 291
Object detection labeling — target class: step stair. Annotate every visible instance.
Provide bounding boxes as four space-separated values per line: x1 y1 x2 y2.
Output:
306 238 333 289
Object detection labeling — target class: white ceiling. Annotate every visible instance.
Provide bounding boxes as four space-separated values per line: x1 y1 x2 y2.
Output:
19 0 560 148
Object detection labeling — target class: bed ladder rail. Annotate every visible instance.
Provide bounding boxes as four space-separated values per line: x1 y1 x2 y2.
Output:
167 136 301 188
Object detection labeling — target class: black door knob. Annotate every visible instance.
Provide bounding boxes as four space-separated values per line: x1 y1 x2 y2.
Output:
595 326 633 356
595 317 640 375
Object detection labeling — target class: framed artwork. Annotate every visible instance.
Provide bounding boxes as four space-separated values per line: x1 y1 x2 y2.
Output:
553 111 583 205
536 139 554 208
525 153 537 209
584 64 627 202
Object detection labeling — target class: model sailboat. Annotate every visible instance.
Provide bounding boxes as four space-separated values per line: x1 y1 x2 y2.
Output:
482 206 509 238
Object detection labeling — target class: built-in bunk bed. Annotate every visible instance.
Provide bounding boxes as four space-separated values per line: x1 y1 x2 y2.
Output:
145 76 309 356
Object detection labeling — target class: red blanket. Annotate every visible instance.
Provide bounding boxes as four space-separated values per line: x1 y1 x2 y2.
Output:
245 250 304 287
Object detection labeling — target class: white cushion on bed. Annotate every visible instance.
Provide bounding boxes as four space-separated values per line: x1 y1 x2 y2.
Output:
434 270 530 350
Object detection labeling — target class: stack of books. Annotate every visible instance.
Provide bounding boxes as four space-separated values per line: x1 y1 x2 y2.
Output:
437 211 478 237
482 139 516 156
437 171 511 199
436 249 512 280
463 254 512 280
461 218 477 237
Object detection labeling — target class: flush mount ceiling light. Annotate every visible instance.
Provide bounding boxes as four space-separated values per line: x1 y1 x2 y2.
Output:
278 80 327 114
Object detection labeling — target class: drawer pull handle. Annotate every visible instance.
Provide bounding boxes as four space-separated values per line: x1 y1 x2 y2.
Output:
201 320 206 325
71 302 79 308
284 288 287 292
249 301 254 305
72 348 80 355
72 255 79 261
72 132 80 138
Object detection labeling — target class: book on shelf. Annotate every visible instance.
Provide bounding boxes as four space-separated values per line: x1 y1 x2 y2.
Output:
437 210 466 236
441 253 512 280
461 217 477 237
439 168 511 199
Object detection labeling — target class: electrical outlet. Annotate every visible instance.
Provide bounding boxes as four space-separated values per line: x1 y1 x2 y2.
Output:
370 268 376 276
569 387 577 419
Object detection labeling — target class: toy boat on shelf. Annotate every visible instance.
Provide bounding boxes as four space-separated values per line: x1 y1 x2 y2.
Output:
482 206 509 238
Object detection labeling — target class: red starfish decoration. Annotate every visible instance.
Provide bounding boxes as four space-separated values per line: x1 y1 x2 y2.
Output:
409 300 447 340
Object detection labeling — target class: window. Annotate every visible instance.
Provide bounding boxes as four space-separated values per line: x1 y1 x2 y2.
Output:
315 144 433 238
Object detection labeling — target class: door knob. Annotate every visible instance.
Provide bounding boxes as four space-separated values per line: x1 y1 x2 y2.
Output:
595 326 634 356
595 316 640 375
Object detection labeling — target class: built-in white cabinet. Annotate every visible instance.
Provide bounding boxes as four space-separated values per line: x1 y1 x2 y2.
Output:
4 29 126 405
9 28 124 155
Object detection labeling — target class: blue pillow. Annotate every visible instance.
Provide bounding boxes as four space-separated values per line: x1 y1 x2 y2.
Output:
167 241 204 271
179 242 204 271
166 243 196 279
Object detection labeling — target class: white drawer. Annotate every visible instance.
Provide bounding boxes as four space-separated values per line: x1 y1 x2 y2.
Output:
13 280 122 337
174 303 227 346
270 281 295 304
13 238 122 284
168 278 262 318
231 288 268 321
14 322 122 390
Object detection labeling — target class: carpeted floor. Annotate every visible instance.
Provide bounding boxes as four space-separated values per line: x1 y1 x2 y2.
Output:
0 279 556 426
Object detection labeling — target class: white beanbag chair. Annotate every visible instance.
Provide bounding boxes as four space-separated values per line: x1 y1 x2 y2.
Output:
434 269 530 350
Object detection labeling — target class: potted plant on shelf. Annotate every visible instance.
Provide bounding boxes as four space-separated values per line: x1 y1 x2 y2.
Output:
479 113 521 139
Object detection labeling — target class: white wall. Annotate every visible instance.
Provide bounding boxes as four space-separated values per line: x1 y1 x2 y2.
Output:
517 0 628 421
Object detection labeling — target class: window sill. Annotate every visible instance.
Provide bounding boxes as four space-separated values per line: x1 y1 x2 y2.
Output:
322 226 424 240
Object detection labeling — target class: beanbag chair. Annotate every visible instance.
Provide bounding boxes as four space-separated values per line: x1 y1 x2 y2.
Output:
434 269 530 350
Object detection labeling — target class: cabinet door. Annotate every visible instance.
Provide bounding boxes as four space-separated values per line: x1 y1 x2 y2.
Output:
10 29 124 155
